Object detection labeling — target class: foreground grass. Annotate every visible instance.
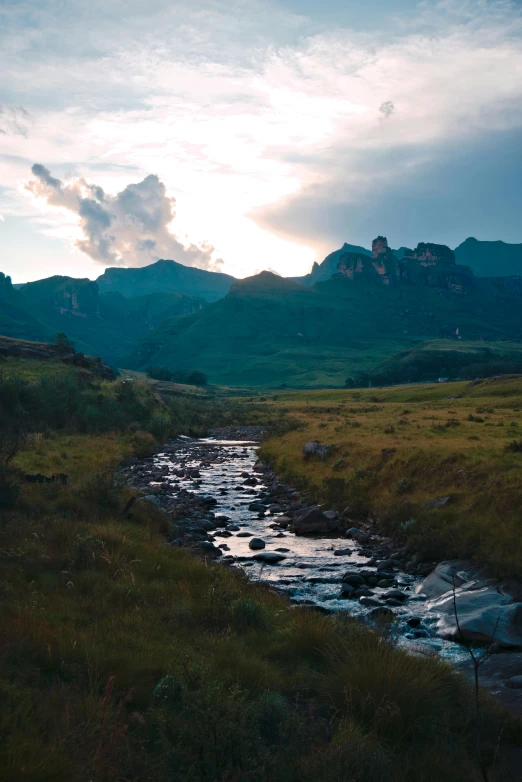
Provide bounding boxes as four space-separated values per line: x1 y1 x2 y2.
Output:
0 357 520 780
258 376 522 578
0 447 516 781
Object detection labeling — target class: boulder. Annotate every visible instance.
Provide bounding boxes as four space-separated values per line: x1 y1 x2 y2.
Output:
360 597 385 608
416 561 467 599
383 589 408 601
369 606 395 620
341 571 365 587
429 586 522 646
345 527 370 544
249 538 266 550
293 507 329 534
302 440 329 461
253 552 286 564
333 548 352 557
198 542 222 556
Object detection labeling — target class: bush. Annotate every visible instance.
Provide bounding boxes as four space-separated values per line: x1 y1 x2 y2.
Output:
505 439 522 453
395 477 412 494
0 466 19 509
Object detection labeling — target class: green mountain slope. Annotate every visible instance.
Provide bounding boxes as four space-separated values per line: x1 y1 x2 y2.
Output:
96 259 235 301
1 273 205 366
346 339 522 386
454 237 522 276
127 270 522 387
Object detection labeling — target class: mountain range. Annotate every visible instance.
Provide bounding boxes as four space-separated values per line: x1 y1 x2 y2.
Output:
2 235 522 386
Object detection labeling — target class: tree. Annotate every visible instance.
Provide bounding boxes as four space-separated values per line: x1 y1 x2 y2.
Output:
53 332 75 349
185 370 208 386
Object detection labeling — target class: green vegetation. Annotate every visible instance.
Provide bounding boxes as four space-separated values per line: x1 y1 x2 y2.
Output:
346 339 522 387
146 366 208 385
130 271 522 387
0 355 518 780
0 271 205 366
259 376 522 578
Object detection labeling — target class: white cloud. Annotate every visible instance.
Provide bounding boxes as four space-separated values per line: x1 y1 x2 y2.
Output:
26 164 220 269
1 0 522 279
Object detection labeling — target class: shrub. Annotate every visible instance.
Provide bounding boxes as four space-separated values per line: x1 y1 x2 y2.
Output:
0 466 19 509
230 598 270 631
505 440 522 453
395 477 412 495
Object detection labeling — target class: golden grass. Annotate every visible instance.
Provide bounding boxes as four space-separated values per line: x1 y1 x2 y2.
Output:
258 377 522 576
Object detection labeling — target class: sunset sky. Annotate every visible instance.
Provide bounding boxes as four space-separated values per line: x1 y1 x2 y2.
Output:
1 0 522 282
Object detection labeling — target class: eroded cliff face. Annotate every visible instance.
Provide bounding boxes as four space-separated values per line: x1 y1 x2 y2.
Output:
337 237 475 293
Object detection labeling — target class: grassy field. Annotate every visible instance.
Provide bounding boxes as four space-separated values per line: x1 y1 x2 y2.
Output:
258 376 522 578
0 356 519 780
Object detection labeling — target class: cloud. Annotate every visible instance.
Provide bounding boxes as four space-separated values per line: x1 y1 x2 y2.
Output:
0 104 30 136
379 100 395 120
26 164 220 269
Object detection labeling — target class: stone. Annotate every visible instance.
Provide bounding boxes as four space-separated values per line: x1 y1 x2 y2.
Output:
293 507 329 534
236 531 253 537
341 571 365 587
199 542 222 556
416 561 467 599
196 520 216 531
360 597 385 607
353 588 374 598
430 586 522 645
383 589 408 601
302 440 329 460
377 560 394 571
324 510 339 520
248 538 266 550
423 496 450 509
275 547 290 553
345 527 370 544
253 552 286 564
333 548 352 556
369 606 395 620
407 617 422 628
248 501 265 512
226 524 241 531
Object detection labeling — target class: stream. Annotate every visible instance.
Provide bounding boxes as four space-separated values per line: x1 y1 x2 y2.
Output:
123 433 479 664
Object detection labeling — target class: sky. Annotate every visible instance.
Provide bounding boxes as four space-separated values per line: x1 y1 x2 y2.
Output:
1 0 522 283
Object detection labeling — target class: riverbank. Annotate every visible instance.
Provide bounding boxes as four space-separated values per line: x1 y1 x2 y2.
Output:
255 377 522 579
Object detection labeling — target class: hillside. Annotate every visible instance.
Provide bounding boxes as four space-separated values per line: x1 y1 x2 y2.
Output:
0 273 205 366
96 258 236 301
346 339 522 387
455 237 522 277
127 267 522 387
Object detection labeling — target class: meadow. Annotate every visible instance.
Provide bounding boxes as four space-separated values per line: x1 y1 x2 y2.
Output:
258 377 522 578
0 356 520 780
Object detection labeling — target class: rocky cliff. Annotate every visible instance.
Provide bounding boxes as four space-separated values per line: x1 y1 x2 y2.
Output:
337 236 475 293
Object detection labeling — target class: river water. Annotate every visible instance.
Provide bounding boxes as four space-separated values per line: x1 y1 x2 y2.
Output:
152 437 469 663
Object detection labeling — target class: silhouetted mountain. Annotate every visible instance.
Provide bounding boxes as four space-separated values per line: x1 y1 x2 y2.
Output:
294 243 371 286
454 237 522 277
96 259 236 301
